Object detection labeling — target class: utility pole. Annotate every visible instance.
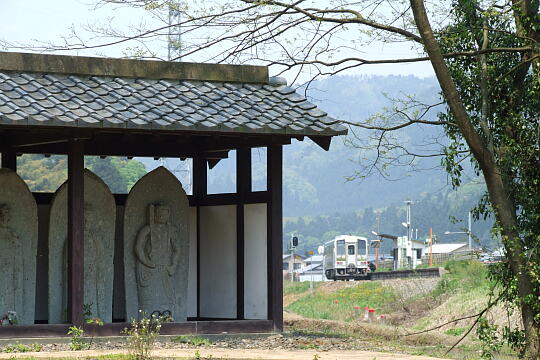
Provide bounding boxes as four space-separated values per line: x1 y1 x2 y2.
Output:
468 211 472 251
376 210 381 269
403 200 413 269
429 227 433 267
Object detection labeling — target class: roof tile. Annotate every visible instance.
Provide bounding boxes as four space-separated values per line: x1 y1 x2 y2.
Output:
0 70 346 137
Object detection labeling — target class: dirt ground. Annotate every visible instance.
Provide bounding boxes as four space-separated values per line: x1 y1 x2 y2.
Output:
0 347 448 360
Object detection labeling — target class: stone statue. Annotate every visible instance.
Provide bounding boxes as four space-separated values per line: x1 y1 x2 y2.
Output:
135 205 180 314
49 169 116 323
0 168 38 325
124 167 189 322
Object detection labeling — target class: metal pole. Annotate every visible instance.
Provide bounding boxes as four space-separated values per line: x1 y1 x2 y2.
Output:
310 257 313 290
468 211 472 250
291 249 294 282
429 227 433 267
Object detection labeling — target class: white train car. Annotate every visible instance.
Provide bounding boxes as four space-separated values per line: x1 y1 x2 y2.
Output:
323 235 369 280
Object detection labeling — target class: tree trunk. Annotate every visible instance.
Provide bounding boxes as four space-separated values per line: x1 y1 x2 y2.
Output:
409 0 540 358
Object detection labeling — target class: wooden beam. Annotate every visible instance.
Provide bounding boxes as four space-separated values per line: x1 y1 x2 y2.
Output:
308 136 332 151
8 129 292 158
67 139 85 326
192 156 207 319
236 148 251 320
1 149 16 171
207 159 221 169
33 191 270 207
267 145 283 332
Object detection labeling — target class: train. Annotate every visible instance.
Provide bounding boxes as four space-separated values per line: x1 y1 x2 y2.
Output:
323 235 370 281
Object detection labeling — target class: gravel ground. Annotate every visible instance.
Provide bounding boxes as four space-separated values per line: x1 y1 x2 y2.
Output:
18 333 387 353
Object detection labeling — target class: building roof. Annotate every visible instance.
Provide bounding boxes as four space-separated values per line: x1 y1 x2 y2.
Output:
0 52 347 137
297 263 323 274
304 255 323 263
430 243 468 254
282 254 306 260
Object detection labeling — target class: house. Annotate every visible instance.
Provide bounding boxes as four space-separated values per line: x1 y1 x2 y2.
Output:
298 255 325 282
423 243 472 264
430 243 469 254
393 236 426 270
0 51 346 337
282 254 306 281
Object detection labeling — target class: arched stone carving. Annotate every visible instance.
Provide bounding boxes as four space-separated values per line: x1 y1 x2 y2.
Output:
48 169 116 324
124 166 189 322
0 168 38 325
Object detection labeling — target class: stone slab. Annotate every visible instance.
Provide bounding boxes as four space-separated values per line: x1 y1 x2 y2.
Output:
0 168 38 325
48 169 116 324
124 166 189 322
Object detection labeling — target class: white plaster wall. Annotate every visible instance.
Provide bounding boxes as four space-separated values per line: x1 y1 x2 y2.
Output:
199 205 237 318
244 204 268 319
187 207 197 317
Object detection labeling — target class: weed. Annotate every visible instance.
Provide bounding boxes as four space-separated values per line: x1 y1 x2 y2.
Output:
193 350 201 360
444 327 467 336
95 355 133 360
3 344 43 353
123 312 162 360
68 326 88 351
312 354 321 360
284 281 319 294
172 335 213 346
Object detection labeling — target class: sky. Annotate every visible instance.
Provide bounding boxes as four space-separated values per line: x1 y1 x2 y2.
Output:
0 0 436 82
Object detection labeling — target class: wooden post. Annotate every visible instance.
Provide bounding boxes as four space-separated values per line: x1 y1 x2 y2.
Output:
1 150 16 171
68 139 85 326
267 145 283 332
192 156 207 319
236 147 251 320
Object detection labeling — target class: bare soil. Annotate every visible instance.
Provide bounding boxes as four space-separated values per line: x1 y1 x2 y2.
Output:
0 347 448 360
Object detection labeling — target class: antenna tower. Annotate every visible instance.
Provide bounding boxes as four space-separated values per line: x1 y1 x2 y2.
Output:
168 1 183 61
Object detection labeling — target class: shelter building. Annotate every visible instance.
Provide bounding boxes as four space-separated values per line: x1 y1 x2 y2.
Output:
0 52 346 337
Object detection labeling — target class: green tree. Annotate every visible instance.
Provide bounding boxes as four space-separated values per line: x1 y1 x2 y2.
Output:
17 155 67 192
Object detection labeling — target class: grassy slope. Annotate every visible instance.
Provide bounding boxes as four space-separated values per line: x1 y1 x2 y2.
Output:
284 260 519 359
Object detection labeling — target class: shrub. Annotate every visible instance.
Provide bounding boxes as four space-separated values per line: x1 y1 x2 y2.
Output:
68 326 88 351
3 343 43 353
123 313 162 360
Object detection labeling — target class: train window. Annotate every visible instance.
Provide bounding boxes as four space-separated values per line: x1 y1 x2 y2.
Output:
336 240 345 255
347 245 355 255
357 239 367 255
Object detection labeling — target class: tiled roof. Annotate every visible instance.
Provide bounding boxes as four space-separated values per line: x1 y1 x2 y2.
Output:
0 54 347 137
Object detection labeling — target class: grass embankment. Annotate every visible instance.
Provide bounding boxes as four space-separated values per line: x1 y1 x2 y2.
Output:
287 281 396 321
285 260 519 360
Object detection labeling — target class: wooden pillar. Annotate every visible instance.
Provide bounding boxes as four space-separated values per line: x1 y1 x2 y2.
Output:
1 149 16 171
67 139 85 326
193 156 207 319
236 148 251 320
267 145 283 331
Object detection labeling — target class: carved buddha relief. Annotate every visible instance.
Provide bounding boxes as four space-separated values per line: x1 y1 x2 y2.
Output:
135 205 180 314
124 167 189 322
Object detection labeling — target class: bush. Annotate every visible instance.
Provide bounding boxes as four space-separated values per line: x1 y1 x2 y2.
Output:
123 313 162 360
68 326 88 351
3 343 43 353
